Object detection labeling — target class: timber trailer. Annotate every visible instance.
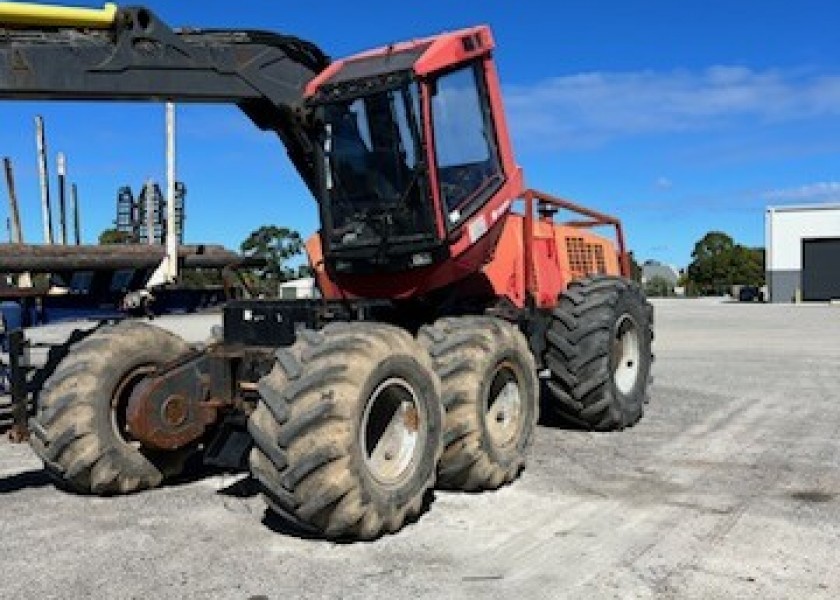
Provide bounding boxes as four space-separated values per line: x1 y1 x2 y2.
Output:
0 3 653 539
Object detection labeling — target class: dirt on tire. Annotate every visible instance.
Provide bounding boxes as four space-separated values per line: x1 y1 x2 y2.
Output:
419 316 539 491
248 322 443 540
29 321 193 495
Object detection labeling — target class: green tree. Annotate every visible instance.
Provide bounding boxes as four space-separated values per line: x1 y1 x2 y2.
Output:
687 231 733 294
98 228 131 245
296 264 314 279
728 245 765 287
240 225 304 290
677 270 698 297
180 267 223 288
644 275 674 298
687 231 765 294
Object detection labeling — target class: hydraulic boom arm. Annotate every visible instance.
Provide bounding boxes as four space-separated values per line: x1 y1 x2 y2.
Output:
0 3 330 191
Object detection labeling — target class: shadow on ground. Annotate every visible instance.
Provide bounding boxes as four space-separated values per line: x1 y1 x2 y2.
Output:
216 475 440 543
0 469 53 494
0 450 247 496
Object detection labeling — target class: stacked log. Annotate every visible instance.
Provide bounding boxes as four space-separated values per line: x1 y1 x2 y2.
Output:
0 243 264 272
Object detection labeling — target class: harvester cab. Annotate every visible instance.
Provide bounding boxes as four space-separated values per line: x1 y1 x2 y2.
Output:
301 30 635 309
303 28 521 280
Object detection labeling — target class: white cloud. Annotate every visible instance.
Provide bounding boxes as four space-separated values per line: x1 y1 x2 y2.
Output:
761 181 840 202
504 67 840 150
655 177 673 190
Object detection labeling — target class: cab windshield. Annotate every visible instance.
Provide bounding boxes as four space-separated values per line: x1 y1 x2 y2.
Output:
320 82 434 248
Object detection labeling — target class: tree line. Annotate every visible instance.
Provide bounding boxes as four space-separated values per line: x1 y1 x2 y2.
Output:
632 231 764 297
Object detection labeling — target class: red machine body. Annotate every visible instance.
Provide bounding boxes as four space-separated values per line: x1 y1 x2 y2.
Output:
1 6 653 540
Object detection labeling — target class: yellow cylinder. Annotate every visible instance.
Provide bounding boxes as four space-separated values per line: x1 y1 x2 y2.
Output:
0 2 118 29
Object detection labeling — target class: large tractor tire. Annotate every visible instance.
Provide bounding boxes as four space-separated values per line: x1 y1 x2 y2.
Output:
418 316 539 491
248 322 443 540
544 276 653 430
29 321 193 494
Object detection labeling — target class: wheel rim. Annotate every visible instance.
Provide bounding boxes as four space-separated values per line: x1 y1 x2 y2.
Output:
360 377 421 486
612 314 641 395
485 362 523 448
111 365 155 449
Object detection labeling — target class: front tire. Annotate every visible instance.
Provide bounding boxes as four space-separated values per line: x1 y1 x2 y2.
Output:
544 276 653 430
28 321 193 494
248 322 443 540
418 317 539 491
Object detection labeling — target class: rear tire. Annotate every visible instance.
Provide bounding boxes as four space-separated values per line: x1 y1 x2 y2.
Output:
28 321 193 495
544 276 653 430
248 322 443 540
418 317 539 491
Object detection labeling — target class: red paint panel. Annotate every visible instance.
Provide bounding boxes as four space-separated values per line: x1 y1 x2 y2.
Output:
413 26 495 76
313 217 508 301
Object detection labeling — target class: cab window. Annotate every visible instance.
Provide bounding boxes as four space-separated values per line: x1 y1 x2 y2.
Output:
430 64 502 224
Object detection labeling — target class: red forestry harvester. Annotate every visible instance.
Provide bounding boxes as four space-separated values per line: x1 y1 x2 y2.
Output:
0 3 653 539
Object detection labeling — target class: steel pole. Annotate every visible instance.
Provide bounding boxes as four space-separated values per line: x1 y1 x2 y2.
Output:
3 157 23 243
165 102 179 282
57 151 67 245
35 116 53 244
71 183 81 244
8 329 30 443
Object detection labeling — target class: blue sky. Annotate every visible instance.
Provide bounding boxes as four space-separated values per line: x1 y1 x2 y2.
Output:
1 0 839 267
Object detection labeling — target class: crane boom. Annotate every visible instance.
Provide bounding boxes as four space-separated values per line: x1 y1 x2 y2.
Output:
0 4 330 191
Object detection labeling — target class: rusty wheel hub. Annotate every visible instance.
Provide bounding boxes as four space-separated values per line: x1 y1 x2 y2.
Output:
161 395 189 428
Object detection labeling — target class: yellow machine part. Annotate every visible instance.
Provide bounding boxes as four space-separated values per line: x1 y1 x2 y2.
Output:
0 2 117 28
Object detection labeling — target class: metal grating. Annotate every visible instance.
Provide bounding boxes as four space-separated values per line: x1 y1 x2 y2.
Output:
566 236 608 279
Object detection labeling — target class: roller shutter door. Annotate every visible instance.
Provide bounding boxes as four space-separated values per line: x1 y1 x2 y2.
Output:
802 238 840 301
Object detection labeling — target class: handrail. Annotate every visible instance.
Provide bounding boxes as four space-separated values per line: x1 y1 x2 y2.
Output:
521 188 632 298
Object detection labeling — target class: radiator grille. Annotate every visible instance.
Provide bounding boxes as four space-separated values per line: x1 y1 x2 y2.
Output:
566 236 608 279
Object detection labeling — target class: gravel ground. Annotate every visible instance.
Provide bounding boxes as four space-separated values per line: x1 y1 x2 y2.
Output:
1 299 838 599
